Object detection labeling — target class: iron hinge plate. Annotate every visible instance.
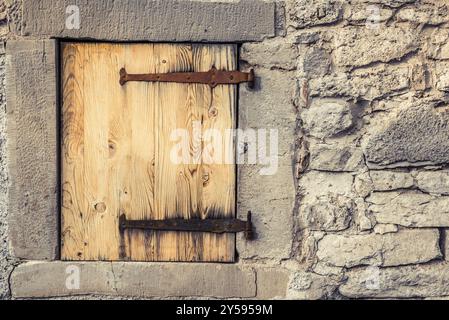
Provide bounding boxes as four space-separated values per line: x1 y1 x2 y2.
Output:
119 67 255 89
119 211 254 240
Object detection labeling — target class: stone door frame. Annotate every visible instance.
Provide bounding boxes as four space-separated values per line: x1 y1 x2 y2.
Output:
6 0 292 299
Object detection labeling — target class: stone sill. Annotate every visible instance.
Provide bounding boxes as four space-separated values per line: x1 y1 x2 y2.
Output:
10 261 289 299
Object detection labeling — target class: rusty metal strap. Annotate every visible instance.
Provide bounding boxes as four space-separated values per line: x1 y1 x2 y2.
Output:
120 67 255 88
119 211 254 240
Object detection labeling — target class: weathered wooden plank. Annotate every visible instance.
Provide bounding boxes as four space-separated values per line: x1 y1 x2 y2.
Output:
120 44 157 261
193 44 237 261
62 43 127 260
6 40 58 260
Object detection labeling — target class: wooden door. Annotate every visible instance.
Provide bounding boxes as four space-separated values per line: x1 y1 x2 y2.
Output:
61 43 236 262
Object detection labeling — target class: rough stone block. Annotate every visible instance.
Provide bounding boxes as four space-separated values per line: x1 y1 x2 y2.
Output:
354 172 374 198
340 263 449 298
11 262 256 298
309 65 410 100
334 26 419 70
303 48 331 78
344 3 393 24
0 12 5 25
416 170 449 195
437 72 449 92
364 105 449 167
369 170 414 191
289 0 343 29
368 191 449 227
301 99 354 138
256 268 290 299
397 3 449 25
443 229 449 261
308 143 364 172
373 224 398 235
240 37 298 71
428 29 449 60
22 0 275 42
380 0 419 7
299 171 353 199
287 270 339 300
6 40 58 260
300 195 353 231
317 229 441 268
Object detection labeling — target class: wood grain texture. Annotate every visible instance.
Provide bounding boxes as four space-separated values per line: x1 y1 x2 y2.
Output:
61 43 236 261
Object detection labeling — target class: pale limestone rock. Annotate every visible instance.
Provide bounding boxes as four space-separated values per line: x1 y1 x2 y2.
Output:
370 0 417 8
302 99 353 138
240 37 298 71
287 271 339 300
397 3 449 25
289 0 343 29
416 170 449 195
295 32 320 44
354 198 374 231
359 216 374 231
428 39 449 62
316 229 441 268
312 261 345 277
310 65 410 100
343 3 393 24
300 195 353 231
354 172 374 198
369 170 414 191
373 224 398 235
0 26 7 37
428 29 449 60
410 61 430 91
334 26 419 70
308 143 364 172
299 171 354 199
340 263 449 298
436 69 449 92
368 191 449 227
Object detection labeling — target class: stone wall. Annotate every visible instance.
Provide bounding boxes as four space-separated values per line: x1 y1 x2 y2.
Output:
286 0 449 299
2 0 449 299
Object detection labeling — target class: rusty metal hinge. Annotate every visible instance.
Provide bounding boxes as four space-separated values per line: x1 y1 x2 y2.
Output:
119 211 254 240
119 67 255 89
